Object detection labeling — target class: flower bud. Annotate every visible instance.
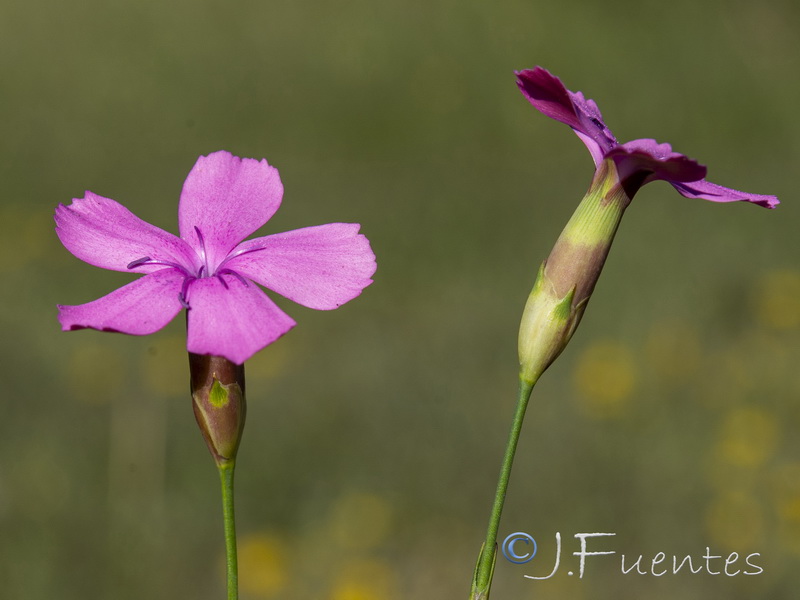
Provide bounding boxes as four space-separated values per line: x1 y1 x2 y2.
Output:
189 353 246 465
518 159 631 384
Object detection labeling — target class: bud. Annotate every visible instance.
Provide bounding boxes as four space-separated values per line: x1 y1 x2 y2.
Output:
518 159 631 384
189 353 246 465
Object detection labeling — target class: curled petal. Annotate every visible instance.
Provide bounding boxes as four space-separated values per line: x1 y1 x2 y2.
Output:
608 139 707 192
225 223 377 310
517 68 779 209
671 179 779 208
55 192 199 274
185 274 296 364
178 151 283 272
516 67 617 165
613 140 779 208
58 269 185 334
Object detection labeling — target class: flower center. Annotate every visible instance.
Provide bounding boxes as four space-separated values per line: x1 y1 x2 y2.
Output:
126 226 250 310
126 256 198 308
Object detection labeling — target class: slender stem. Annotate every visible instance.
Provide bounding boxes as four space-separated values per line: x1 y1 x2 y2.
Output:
473 376 537 597
218 461 239 600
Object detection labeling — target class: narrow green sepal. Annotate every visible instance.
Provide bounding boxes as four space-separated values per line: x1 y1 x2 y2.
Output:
552 283 576 322
470 542 497 600
530 261 547 295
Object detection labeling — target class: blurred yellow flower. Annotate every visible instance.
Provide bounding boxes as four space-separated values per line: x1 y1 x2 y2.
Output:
237 532 288 598
328 558 395 600
573 340 636 418
771 462 800 519
705 491 764 549
754 269 800 330
769 462 800 555
714 407 779 469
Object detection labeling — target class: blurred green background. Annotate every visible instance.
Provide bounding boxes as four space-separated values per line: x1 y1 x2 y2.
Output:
2 0 799 598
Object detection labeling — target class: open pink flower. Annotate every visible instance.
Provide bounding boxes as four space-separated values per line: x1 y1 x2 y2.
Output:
56 151 377 364
516 67 779 208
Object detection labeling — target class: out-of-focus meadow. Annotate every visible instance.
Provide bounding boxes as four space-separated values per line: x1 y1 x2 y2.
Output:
2 1 799 598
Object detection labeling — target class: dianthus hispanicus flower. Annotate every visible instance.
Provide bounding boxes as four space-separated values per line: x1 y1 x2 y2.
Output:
514 67 778 384
472 68 779 600
56 151 377 364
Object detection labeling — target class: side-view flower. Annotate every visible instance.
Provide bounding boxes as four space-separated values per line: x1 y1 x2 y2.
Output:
471 67 778 600
56 150 376 364
514 67 778 384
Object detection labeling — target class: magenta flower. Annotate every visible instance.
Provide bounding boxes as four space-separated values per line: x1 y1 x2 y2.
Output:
516 67 779 208
56 151 377 364
473 68 778 600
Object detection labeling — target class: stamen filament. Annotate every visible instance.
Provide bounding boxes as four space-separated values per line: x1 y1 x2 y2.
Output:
126 256 194 277
223 244 268 263
127 256 152 269
194 226 211 274
179 276 196 309
218 269 249 287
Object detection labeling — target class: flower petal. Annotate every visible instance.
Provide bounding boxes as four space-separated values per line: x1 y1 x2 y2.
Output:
611 139 779 208
608 139 707 189
58 269 185 334
185 274 296 364
178 151 283 272
516 67 617 165
223 223 377 310
55 192 199 274
671 179 779 208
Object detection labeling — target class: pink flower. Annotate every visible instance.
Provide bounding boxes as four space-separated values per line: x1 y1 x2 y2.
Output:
516 67 779 208
56 151 376 364
514 68 779 385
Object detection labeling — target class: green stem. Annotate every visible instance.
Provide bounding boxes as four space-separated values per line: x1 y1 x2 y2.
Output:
472 376 537 599
218 460 239 600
